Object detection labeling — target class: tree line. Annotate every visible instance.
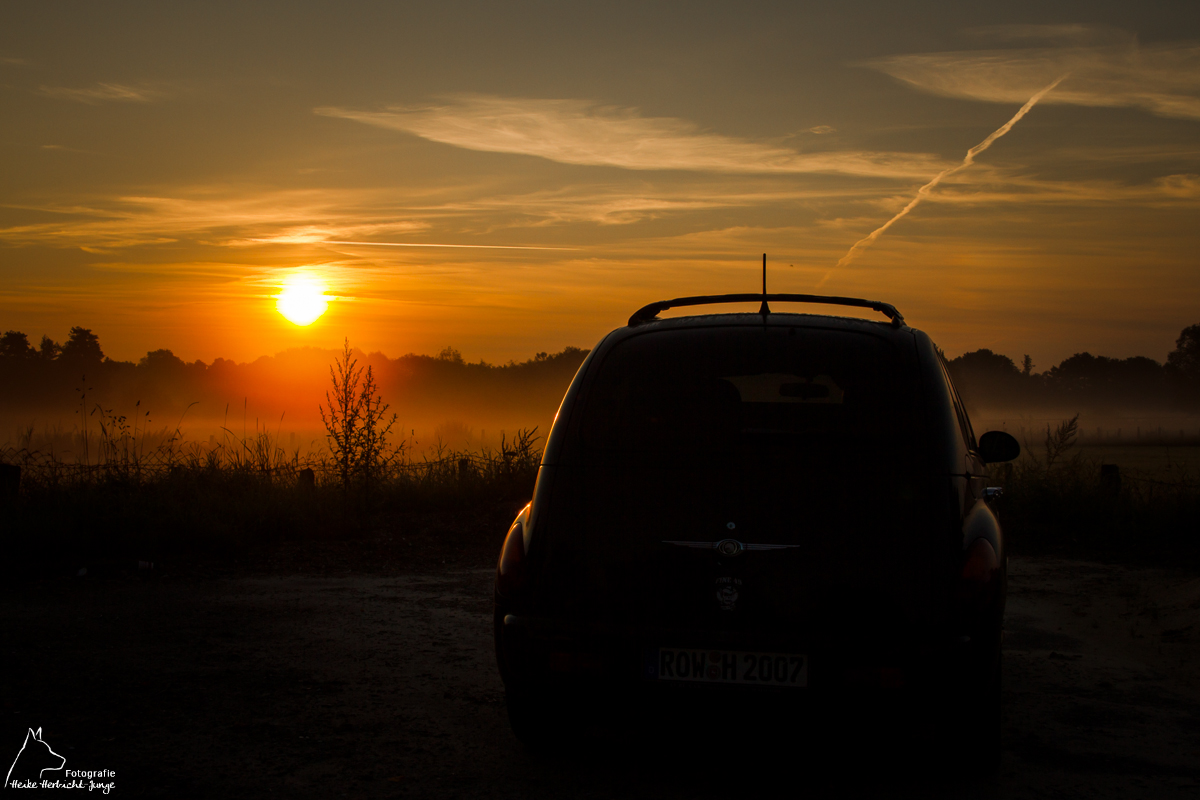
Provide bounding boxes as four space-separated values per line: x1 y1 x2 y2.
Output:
1 326 103 364
0 327 590 430
2 322 1200 424
945 323 1200 411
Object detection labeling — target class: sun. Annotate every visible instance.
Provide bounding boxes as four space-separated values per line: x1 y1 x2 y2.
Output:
275 273 330 326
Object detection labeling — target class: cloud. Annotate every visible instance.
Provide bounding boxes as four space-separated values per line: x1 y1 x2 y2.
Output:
0 178 882 253
316 96 941 177
39 83 164 104
444 182 897 227
867 28 1200 121
1155 173 1200 198
0 190 433 250
825 77 1064 281
3 162 1196 258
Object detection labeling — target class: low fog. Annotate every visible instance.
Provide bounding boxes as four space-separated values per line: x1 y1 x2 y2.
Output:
4 323 1200 460
0 330 588 460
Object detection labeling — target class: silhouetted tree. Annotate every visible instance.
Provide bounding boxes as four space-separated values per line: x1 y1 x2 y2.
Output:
1167 325 1200 376
1166 323 1200 405
437 346 465 365
1047 353 1099 392
947 349 1026 407
139 349 186 371
0 331 33 359
320 339 400 493
59 327 104 365
38 335 61 361
950 349 1020 379
1046 352 1166 407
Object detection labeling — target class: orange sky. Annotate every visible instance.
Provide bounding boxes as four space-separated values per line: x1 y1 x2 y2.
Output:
2 3 1199 368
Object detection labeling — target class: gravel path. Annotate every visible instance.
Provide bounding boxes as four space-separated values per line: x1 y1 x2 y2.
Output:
3 555 1198 798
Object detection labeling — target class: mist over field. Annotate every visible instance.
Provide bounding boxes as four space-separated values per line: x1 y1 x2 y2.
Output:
4 322 1200 461
0 329 589 457
947 343 1200 448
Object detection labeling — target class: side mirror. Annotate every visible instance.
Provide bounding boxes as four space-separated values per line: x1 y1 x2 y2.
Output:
978 430 1020 463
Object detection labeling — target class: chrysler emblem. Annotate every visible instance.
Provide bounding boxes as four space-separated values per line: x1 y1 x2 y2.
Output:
716 539 743 557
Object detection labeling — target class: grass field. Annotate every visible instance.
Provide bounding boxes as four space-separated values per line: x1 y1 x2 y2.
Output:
3 415 1199 573
1075 444 1200 480
0 421 541 578
990 420 1200 562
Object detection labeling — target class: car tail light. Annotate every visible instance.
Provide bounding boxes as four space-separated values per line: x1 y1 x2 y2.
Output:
496 520 527 597
958 538 999 602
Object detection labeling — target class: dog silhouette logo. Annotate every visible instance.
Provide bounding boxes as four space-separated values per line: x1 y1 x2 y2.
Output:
5 727 66 787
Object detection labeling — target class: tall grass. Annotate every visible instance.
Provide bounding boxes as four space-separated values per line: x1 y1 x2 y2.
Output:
0 411 540 571
6 394 1197 570
0 337 542 572
994 415 1200 562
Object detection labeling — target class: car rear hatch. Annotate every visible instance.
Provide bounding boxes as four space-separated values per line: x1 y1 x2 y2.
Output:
536 322 938 678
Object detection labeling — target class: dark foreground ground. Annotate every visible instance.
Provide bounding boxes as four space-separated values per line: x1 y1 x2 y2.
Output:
3 520 1199 799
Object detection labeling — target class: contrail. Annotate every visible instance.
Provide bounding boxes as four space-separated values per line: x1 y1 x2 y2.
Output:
324 240 577 251
819 76 1066 287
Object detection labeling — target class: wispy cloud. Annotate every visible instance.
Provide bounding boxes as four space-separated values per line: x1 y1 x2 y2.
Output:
38 144 97 155
316 96 942 177
868 174 1200 208
1154 173 1200 198
324 241 576 250
445 182 900 227
39 82 165 104
3 164 1196 257
0 190 430 250
824 77 1065 281
867 27 1200 121
0 177 906 252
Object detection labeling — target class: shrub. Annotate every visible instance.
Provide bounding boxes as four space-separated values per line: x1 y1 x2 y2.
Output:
319 339 402 494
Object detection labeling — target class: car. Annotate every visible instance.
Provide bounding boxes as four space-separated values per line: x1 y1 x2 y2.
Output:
493 292 1020 767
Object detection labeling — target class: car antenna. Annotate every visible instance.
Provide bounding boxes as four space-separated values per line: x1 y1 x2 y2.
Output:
758 253 770 316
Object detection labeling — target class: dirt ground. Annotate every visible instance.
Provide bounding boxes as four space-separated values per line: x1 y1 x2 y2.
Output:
3 532 1199 799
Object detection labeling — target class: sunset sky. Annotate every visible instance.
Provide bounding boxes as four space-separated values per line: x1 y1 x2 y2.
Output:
1 1 1198 368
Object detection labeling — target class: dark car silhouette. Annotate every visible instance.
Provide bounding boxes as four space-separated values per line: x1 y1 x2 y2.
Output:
494 293 1019 768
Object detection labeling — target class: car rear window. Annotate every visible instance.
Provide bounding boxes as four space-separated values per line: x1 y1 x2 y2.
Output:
575 326 915 457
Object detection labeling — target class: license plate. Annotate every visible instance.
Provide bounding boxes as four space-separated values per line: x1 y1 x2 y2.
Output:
647 648 807 687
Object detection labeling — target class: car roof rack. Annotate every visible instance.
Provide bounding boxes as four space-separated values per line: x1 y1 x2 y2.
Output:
628 293 905 328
